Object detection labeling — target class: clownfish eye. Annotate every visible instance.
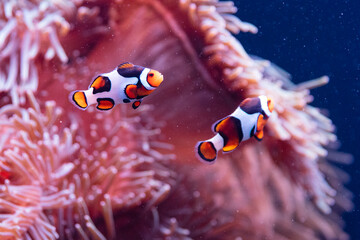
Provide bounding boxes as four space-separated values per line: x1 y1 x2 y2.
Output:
149 73 154 77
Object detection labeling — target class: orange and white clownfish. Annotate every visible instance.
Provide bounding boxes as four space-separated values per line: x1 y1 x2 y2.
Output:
70 62 163 110
195 95 274 164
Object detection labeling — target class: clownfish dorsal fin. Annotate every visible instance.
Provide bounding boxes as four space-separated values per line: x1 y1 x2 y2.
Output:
118 62 135 69
90 76 111 94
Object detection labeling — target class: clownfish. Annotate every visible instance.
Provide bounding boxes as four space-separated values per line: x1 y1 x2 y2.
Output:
195 95 274 164
70 62 163 110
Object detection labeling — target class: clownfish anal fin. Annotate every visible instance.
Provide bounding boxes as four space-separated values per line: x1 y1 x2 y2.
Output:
118 62 135 69
254 130 264 141
96 98 115 110
132 100 142 109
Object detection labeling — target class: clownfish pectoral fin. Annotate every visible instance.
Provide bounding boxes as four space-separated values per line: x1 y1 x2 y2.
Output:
254 130 264 141
71 91 88 110
125 84 138 99
132 100 142 109
256 114 267 133
196 141 217 164
96 98 115 110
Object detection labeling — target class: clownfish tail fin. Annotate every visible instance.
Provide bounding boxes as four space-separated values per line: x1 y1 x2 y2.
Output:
70 90 89 110
195 140 218 164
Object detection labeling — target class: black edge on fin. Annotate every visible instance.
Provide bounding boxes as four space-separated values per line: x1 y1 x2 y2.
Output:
132 100 142 109
196 141 217 164
91 76 112 94
96 98 115 111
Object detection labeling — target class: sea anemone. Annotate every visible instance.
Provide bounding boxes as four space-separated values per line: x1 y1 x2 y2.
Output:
0 90 173 239
0 0 352 239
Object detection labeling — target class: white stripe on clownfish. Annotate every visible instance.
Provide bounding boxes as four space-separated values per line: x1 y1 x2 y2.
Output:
259 95 272 118
140 68 155 90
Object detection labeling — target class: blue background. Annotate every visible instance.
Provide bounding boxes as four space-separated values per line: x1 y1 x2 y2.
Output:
233 0 360 238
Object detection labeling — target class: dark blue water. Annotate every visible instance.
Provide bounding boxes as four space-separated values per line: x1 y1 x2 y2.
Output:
234 0 360 238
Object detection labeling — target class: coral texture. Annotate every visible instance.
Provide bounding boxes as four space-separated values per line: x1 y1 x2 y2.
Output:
0 0 352 239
